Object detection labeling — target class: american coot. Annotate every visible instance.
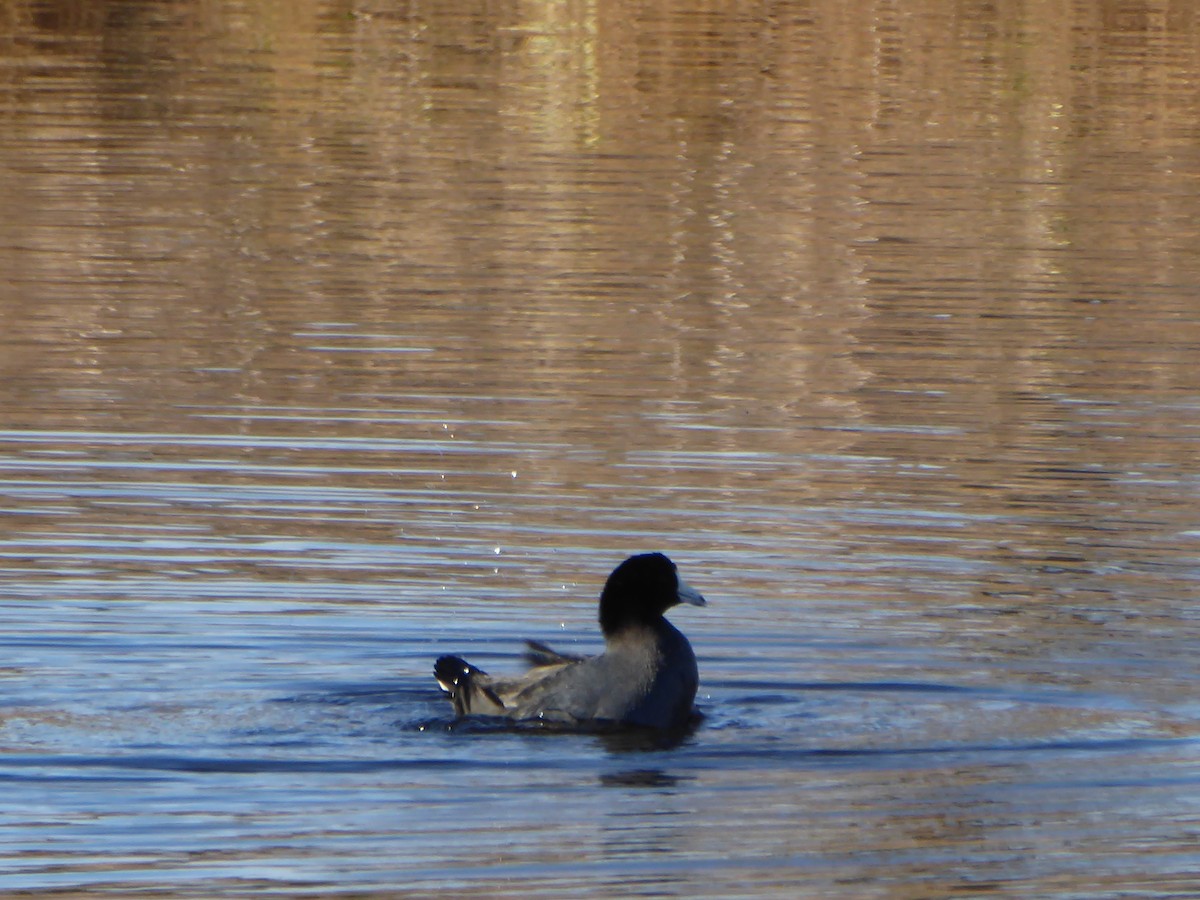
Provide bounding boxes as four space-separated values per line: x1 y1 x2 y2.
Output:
433 552 707 731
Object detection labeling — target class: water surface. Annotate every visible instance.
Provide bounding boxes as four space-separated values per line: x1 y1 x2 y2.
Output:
3 1 1200 897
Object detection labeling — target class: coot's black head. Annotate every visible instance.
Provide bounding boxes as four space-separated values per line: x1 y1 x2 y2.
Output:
598 552 706 636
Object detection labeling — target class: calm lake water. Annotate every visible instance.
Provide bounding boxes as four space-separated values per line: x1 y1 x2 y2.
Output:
3 0 1200 896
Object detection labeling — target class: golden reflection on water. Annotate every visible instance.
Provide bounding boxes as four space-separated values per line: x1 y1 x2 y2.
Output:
4 0 1197 573
1 8 1196 440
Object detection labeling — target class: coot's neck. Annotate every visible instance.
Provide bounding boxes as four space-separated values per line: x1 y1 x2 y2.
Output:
600 608 669 639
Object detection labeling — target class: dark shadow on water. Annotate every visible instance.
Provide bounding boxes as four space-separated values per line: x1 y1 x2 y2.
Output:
412 709 704 753
599 768 689 788
596 717 703 753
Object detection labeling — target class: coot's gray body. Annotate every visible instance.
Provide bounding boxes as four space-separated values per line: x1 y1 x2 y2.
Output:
434 553 706 730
